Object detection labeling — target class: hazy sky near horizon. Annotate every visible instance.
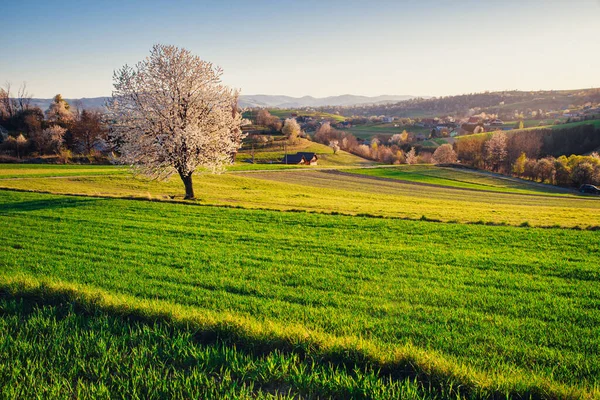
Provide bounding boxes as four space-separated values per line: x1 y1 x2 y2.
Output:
2 0 599 99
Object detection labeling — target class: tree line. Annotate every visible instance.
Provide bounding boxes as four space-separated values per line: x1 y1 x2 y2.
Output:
314 118 600 187
313 122 457 165
456 125 600 187
0 86 107 162
316 89 600 119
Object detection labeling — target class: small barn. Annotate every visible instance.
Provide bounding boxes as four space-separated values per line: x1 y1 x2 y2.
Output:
282 152 318 165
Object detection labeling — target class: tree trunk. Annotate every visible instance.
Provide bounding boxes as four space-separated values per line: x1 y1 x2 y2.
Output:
180 172 195 200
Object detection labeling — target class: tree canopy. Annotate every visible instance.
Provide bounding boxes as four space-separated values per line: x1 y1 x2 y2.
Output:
108 44 243 199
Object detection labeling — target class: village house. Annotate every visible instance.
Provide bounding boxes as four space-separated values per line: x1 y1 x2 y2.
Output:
334 121 352 129
282 152 318 165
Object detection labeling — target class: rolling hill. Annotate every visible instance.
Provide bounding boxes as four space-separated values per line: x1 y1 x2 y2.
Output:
28 94 420 111
237 94 419 108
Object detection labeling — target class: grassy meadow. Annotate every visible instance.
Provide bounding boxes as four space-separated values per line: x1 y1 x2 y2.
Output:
1 163 600 398
234 138 373 167
345 165 572 195
1 295 437 399
342 123 431 140
1 164 599 228
2 189 600 398
266 109 346 122
0 164 126 179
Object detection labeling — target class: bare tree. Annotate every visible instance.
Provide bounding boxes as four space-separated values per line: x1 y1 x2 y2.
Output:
107 44 243 199
72 99 84 120
256 109 282 131
72 109 107 154
16 82 32 112
0 83 15 118
0 81 32 119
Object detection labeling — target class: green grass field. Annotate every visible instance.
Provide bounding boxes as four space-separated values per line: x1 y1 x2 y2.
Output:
264 109 346 122
1 163 600 398
1 164 599 228
458 120 600 142
1 294 436 399
1 189 599 398
343 123 431 140
0 164 126 179
234 138 373 167
345 165 571 195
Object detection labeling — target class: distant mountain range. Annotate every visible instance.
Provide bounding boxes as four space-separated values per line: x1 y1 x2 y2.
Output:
28 94 421 111
237 94 420 108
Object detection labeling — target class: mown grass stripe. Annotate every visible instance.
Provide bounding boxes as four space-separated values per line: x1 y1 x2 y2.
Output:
1 190 599 397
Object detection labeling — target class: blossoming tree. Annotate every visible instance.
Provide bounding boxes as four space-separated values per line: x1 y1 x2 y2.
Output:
108 44 243 199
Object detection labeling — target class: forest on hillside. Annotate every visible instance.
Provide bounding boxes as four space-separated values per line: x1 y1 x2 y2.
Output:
317 89 600 119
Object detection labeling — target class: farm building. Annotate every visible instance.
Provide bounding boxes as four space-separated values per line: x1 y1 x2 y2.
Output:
282 152 318 165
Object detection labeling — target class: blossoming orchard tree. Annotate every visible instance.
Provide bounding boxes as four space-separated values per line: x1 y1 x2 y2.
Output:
108 44 243 199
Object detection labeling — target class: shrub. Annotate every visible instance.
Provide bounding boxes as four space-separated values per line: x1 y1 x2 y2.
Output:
57 149 72 164
571 162 599 186
405 147 418 164
30 125 66 155
432 144 457 164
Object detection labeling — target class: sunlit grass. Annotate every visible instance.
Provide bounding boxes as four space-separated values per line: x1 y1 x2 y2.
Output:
1 164 599 228
0 294 438 399
345 165 570 195
0 164 126 179
1 190 599 398
235 138 372 166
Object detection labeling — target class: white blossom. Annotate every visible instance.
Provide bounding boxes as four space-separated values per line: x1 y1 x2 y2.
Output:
107 44 244 199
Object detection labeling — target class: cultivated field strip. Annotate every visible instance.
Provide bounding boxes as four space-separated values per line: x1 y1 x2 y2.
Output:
241 170 600 226
0 164 126 179
1 165 599 228
344 166 574 195
1 190 599 396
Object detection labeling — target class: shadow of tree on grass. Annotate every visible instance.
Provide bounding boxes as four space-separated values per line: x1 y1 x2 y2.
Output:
0 197 100 214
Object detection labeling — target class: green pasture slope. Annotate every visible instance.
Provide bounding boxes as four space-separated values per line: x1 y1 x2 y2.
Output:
0 164 126 179
0 296 430 399
1 164 600 228
342 123 432 140
234 138 372 167
267 109 346 122
345 165 571 195
457 120 600 142
1 188 600 398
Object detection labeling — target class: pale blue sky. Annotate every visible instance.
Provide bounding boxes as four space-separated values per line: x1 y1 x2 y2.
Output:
1 0 599 98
